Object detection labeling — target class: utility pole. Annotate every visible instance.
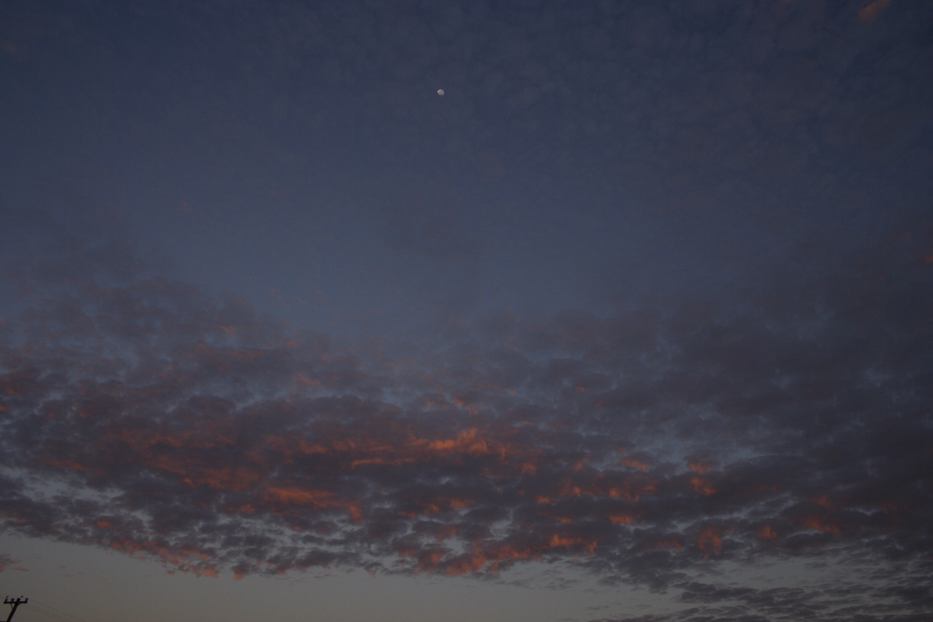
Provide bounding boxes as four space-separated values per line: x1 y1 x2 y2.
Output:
3 597 27 621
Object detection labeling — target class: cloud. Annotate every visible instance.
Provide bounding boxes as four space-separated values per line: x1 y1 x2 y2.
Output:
859 0 893 23
0 554 26 573
0 229 931 620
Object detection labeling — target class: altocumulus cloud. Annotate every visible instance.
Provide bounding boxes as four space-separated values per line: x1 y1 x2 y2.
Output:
1 227 932 620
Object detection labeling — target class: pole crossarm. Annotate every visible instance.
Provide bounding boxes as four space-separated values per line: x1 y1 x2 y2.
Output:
2 596 27 622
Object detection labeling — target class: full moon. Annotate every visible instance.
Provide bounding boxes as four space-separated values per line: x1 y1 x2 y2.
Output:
436 88 445 96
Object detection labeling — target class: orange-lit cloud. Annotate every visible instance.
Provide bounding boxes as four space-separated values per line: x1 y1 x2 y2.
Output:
110 538 218 577
548 534 598 554
802 516 841 536
263 486 339 508
411 427 490 455
696 526 722 557
621 456 650 472
443 551 487 576
687 460 712 474
858 0 892 23
690 476 717 496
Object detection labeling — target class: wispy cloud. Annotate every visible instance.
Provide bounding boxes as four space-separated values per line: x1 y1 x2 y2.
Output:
859 0 893 24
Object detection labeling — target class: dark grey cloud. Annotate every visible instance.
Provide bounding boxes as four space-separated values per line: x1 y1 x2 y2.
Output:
0 225 930 619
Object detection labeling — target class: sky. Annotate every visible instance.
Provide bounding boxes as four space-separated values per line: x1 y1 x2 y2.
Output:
1 1 932 621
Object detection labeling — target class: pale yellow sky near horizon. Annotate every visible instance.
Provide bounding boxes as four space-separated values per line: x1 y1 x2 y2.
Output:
0 534 650 622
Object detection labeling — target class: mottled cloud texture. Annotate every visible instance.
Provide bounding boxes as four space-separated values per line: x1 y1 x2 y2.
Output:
1 3 932 618
2 226 931 620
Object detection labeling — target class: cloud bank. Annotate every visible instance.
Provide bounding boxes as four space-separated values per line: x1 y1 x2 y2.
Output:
1 230 931 620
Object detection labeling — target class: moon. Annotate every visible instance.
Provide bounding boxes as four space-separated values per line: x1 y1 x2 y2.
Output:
436 88 445 96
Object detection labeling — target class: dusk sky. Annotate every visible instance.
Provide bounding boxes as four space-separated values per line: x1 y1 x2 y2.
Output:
1 1 933 621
